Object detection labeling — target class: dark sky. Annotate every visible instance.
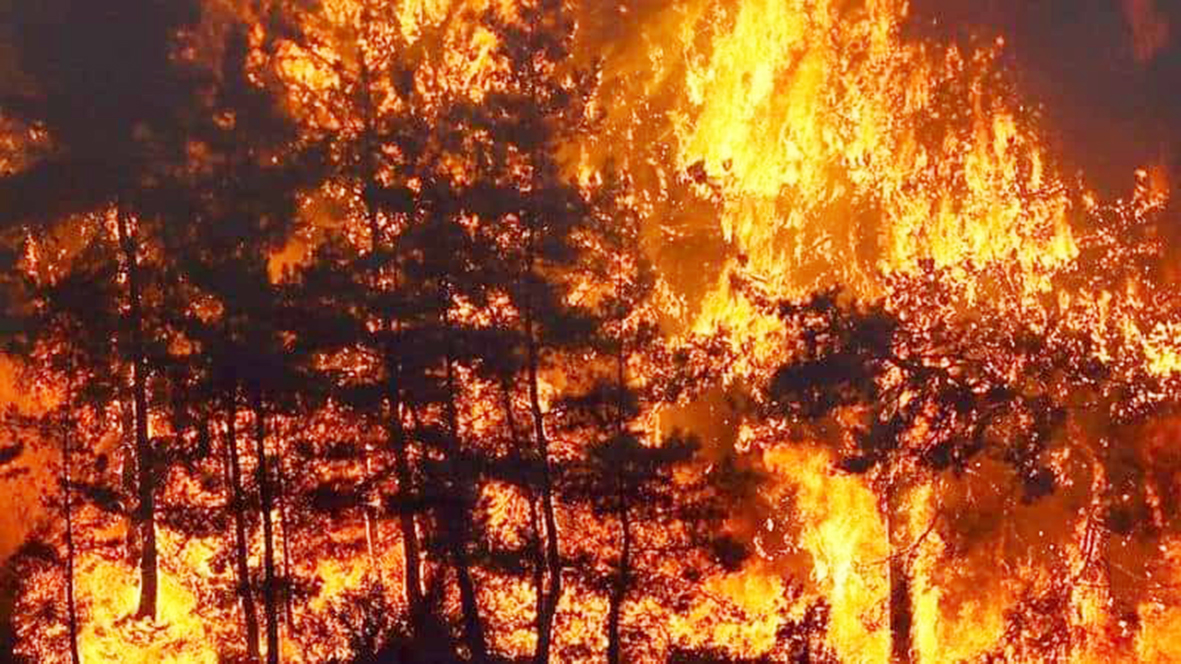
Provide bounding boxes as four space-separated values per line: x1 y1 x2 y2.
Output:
908 0 1181 198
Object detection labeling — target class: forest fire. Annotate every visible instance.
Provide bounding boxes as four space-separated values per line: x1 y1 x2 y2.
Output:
0 0 1180 662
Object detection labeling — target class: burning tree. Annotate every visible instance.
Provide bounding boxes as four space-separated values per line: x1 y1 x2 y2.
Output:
1 0 1181 661
761 270 1088 662
0 0 286 626
548 172 756 662
281 0 654 659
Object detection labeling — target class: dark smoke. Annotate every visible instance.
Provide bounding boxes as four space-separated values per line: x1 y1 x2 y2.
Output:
907 0 1181 198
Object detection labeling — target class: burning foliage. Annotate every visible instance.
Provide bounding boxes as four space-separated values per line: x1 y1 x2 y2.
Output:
0 0 1179 662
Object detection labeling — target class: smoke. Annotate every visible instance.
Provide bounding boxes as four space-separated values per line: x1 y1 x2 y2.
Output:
908 0 1181 197
0 0 206 231
1123 0 1170 63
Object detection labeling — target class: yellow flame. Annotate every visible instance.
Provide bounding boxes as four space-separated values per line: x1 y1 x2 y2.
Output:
668 0 1076 303
763 444 888 661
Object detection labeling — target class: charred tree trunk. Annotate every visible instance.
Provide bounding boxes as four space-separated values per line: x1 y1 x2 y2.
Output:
499 380 547 647
606 321 631 664
357 17 383 582
378 278 424 635
884 482 913 664
117 209 157 620
225 385 261 662
378 290 424 632
526 302 562 664
389 374 425 631
274 439 296 629
363 440 379 574
519 221 563 664
609 314 637 661
251 391 280 664
446 517 487 663
606 496 631 664
887 552 913 663
119 386 139 566
440 291 488 663
524 215 564 656
528 494 545 635
61 422 80 664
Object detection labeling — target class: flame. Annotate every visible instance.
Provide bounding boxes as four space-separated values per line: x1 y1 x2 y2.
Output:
578 2 1181 658
7 0 1181 660
1136 538 1181 661
589 0 1077 308
763 444 889 661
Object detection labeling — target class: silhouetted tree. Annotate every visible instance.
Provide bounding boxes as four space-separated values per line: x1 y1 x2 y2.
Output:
0 0 283 621
1 268 132 662
282 0 437 640
764 273 1075 662
286 2 616 660
548 174 750 662
156 19 318 658
452 4 605 659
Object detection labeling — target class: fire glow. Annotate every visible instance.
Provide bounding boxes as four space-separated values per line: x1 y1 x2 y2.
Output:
0 0 1179 662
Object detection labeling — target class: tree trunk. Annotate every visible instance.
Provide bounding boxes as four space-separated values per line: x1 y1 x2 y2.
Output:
274 439 296 629
355 22 424 631
606 323 630 664
519 225 562 664
251 392 280 664
528 494 545 639
440 294 488 662
119 387 139 566
356 14 384 583
499 380 547 650
387 356 425 633
606 497 631 664
888 553 913 663
225 387 261 662
525 303 562 664
61 423 81 664
363 442 379 575
884 484 913 664
450 540 487 664
117 209 157 620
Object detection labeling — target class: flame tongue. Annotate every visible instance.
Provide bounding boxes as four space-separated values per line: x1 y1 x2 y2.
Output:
6 0 1181 662
582 0 1077 330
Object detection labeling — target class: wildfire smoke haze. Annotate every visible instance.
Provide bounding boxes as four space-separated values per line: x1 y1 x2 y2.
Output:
0 0 1179 662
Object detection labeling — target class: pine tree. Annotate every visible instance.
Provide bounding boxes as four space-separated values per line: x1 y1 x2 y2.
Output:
2 232 136 660
547 175 751 662
285 3 604 658
452 4 603 657
0 0 241 621
160 21 320 659
763 271 1078 662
